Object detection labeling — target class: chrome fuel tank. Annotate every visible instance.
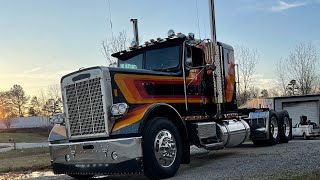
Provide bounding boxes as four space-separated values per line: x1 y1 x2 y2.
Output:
217 119 250 148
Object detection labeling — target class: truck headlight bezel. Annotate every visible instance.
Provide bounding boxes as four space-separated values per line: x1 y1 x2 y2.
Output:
111 103 129 116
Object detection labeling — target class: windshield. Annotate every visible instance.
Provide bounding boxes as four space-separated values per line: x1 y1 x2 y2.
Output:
118 53 143 69
117 46 180 72
145 46 180 71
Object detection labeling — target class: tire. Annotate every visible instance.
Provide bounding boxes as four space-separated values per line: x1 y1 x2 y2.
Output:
278 110 291 143
143 117 182 179
303 133 310 140
266 111 280 145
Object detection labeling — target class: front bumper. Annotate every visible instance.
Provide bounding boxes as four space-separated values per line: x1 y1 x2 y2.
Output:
50 137 143 175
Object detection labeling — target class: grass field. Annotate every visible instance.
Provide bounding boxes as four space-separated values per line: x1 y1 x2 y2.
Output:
0 147 51 173
0 132 49 143
0 128 50 143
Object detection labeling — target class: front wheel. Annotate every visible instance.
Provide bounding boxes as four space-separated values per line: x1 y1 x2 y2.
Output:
143 117 182 179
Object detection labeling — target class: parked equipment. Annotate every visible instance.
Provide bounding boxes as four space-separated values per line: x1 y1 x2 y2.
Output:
292 115 320 139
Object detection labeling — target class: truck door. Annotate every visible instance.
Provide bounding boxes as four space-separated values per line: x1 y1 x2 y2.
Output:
185 45 215 116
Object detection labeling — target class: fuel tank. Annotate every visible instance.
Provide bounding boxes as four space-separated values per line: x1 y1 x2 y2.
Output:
217 119 251 148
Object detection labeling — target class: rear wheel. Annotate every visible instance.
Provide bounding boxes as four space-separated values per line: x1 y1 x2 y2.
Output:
266 111 280 145
143 117 182 179
279 110 291 143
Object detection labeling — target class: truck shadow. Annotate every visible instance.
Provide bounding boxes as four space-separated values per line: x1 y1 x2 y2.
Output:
94 151 237 180
177 151 237 173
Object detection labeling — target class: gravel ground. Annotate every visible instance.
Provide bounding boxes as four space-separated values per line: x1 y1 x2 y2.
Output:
7 138 320 180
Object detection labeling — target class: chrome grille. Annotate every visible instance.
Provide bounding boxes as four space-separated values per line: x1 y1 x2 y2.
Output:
65 77 106 137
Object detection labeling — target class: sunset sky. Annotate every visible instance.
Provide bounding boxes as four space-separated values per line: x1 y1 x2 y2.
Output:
1 0 320 96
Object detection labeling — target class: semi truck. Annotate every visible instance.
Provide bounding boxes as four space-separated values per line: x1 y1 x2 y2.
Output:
48 0 292 179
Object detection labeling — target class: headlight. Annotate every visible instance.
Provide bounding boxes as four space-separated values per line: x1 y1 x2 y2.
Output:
111 103 129 116
51 113 65 124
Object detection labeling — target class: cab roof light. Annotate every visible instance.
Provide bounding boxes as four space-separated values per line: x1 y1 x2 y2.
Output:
150 39 155 43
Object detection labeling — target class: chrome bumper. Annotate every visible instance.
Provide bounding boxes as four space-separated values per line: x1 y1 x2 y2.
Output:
50 137 143 175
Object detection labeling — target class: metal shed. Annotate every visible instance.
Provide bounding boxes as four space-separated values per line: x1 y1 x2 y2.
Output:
273 95 320 126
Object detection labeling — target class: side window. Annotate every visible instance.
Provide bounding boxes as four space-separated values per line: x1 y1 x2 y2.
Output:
118 54 143 69
145 46 180 72
185 46 192 68
224 49 230 64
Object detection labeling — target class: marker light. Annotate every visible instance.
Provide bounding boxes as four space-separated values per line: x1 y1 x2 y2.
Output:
51 113 65 124
167 29 175 37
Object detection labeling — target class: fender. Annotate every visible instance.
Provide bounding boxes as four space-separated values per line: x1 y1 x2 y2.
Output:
111 103 187 137
138 103 187 134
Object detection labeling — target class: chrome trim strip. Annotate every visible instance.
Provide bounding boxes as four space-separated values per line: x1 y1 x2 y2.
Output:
50 137 142 147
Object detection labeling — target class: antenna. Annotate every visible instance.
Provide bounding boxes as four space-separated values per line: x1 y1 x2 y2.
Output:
107 0 114 38
196 0 201 39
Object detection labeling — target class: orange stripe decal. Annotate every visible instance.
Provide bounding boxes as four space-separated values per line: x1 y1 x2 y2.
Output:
112 104 151 132
114 71 206 104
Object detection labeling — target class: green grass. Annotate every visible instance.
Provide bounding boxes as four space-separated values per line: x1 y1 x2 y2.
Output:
0 132 49 143
0 147 51 173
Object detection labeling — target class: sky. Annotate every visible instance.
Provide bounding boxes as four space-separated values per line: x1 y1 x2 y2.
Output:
0 0 320 96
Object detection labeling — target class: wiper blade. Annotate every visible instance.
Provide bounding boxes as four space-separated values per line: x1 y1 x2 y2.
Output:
151 68 170 72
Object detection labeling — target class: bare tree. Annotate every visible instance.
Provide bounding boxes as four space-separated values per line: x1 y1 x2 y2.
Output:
102 31 130 66
7 84 29 117
276 42 318 95
42 98 62 116
268 88 280 97
235 46 260 104
275 59 289 95
260 89 269 98
0 92 15 128
43 84 63 116
28 96 41 116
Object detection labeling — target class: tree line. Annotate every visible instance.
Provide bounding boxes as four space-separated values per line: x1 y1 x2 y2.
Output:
0 84 62 128
236 42 319 105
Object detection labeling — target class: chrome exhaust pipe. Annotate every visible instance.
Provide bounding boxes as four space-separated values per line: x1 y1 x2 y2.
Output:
130 19 139 46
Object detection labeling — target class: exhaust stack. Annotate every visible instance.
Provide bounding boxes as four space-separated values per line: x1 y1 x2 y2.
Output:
130 19 139 46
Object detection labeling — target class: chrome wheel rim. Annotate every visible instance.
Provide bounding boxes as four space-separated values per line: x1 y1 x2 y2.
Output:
154 129 177 168
283 117 290 137
270 116 278 139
